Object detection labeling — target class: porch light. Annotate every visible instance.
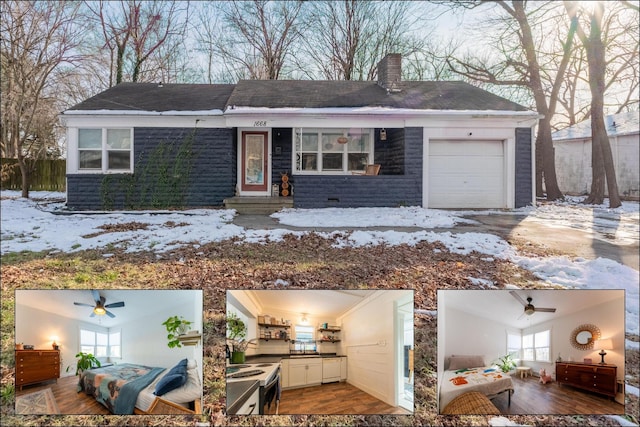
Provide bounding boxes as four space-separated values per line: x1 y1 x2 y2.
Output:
380 128 387 141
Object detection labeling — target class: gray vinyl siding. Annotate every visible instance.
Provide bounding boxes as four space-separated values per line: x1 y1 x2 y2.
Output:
515 127 533 208
66 127 235 210
292 127 423 208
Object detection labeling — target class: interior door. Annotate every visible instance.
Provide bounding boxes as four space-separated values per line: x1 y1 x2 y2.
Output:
241 131 268 193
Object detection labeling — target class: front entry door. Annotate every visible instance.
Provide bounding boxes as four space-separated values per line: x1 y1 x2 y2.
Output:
241 131 268 193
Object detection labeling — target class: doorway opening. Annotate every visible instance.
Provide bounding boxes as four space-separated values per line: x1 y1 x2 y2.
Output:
395 295 414 411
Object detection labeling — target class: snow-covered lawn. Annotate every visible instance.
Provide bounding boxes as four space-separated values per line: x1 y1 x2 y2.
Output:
1 190 638 337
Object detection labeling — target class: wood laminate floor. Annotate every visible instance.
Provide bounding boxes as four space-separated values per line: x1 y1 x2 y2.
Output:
16 375 110 415
491 375 624 415
275 382 412 415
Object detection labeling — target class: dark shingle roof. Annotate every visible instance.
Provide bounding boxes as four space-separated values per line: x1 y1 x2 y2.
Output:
227 80 529 111
68 83 235 112
66 80 529 113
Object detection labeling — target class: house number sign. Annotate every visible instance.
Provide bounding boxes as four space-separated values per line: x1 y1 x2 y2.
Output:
253 121 267 127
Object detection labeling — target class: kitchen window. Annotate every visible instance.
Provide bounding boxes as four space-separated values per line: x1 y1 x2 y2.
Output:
294 128 373 174
78 128 132 172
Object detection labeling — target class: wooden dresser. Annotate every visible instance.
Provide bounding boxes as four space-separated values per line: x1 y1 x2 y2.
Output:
555 361 617 398
15 350 60 390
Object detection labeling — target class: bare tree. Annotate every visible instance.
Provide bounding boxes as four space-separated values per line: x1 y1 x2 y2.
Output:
88 0 188 85
1 1 85 197
564 1 623 208
444 1 574 201
214 0 304 80
297 1 428 81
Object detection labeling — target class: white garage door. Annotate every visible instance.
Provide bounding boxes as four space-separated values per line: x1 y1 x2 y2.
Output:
428 140 505 208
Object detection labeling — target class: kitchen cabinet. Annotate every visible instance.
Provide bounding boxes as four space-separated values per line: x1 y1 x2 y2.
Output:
287 358 322 388
340 357 347 380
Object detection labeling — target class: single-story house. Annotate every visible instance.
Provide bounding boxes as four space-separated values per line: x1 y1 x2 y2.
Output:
61 54 539 212
552 111 640 200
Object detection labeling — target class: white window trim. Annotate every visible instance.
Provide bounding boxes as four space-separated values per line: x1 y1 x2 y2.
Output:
73 127 134 174
522 328 551 362
79 326 122 360
292 127 374 175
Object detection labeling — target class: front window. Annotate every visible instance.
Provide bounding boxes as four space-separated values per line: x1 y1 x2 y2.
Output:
78 128 132 172
295 128 372 174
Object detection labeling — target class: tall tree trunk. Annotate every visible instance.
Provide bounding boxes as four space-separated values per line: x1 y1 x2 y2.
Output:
580 3 621 208
513 2 563 200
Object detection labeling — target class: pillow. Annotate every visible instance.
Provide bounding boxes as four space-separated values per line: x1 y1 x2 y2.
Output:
448 355 485 371
154 360 188 396
161 368 202 403
186 359 197 370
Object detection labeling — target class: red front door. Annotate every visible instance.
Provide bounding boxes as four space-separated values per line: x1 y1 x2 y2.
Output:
241 131 268 193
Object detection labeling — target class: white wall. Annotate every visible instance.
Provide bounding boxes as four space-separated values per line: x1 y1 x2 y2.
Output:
441 306 518 369
338 290 412 407
521 296 625 384
15 304 109 377
554 135 640 198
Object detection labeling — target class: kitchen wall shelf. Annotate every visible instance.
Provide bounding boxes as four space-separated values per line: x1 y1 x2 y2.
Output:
318 328 341 333
259 338 290 342
259 323 290 328
318 339 341 343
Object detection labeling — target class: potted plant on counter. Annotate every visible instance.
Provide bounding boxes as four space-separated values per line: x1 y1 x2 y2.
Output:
227 312 256 364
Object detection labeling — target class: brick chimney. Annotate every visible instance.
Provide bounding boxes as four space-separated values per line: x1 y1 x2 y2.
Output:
377 53 402 92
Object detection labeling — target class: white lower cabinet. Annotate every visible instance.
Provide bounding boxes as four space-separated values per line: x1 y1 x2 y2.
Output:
281 359 289 388
236 387 259 415
340 357 347 380
287 358 322 388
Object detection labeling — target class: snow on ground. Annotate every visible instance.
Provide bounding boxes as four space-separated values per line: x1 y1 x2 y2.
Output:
1 191 638 334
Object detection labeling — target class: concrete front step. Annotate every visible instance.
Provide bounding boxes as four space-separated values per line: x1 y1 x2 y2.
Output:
223 196 294 214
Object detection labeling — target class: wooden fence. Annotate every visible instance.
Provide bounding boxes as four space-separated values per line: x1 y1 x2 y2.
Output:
1 158 66 191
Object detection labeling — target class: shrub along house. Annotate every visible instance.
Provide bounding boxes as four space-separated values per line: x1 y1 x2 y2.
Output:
62 54 539 212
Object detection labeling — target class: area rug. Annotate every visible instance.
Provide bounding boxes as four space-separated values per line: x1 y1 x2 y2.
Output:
15 388 60 415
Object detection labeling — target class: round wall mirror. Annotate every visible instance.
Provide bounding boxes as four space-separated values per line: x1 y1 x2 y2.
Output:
570 324 601 351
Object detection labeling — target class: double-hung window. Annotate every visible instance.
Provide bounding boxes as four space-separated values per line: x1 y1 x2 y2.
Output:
293 324 316 352
294 128 373 174
522 329 550 362
507 332 521 359
80 328 122 359
78 128 132 172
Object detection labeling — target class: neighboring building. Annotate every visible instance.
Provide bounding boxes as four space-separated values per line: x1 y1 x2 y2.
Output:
62 54 539 211
552 111 640 200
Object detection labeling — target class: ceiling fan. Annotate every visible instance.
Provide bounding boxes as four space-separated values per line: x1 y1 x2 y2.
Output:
74 290 125 318
510 291 556 318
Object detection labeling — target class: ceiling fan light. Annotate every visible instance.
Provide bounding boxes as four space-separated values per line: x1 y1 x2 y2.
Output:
94 306 106 315
525 307 535 315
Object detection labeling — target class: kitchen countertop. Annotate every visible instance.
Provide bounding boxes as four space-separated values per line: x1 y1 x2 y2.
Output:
244 354 346 363
226 379 259 415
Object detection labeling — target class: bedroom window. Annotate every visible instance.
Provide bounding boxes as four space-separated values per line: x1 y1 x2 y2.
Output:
522 329 550 362
80 328 121 358
78 128 132 172
294 128 373 174
507 332 521 359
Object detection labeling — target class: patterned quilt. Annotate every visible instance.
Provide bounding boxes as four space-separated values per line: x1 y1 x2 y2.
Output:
439 366 514 411
78 363 165 414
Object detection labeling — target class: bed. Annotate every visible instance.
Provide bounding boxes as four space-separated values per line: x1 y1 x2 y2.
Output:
439 355 513 413
78 359 202 414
